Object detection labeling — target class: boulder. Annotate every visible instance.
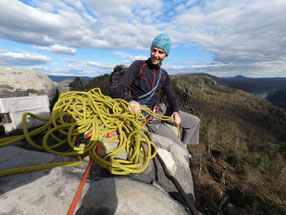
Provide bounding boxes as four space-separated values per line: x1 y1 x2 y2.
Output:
69 77 88 92
0 66 57 104
90 132 195 204
0 146 86 215
0 137 193 214
145 133 195 202
76 177 189 215
57 78 76 94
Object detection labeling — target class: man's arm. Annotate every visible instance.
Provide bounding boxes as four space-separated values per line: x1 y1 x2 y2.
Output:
161 71 179 112
162 71 181 124
111 61 140 101
111 61 141 112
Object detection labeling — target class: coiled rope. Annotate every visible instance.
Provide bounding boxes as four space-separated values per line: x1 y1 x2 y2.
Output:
0 88 179 177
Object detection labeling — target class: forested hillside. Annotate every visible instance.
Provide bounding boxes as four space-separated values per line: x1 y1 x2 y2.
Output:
171 75 286 214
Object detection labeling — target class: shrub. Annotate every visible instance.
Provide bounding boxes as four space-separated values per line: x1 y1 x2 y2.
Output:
257 155 271 172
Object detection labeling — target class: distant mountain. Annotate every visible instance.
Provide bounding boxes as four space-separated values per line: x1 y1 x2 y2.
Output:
228 75 250 80
183 73 286 108
48 75 92 82
215 76 286 108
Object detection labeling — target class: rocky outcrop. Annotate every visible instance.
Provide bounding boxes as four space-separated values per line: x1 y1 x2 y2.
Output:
173 85 195 112
76 177 189 215
57 64 127 96
147 133 194 201
0 135 193 215
110 65 127 91
57 78 76 94
0 67 197 214
57 75 111 96
92 132 195 203
0 66 58 104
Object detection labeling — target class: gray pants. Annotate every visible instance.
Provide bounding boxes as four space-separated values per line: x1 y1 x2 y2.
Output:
147 103 200 152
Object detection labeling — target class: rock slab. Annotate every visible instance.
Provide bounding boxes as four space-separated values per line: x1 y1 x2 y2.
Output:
0 146 190 215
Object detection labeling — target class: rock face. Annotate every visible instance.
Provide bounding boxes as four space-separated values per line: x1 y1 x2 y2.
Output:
77 177 189 215
110 65 127 91
95 133 195 203
0 144 191 215
57 75 111 96
57 78 76 94
148 133 195 201
0 66 57 104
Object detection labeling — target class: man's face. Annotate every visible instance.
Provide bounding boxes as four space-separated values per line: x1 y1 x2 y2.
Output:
150 47 167 65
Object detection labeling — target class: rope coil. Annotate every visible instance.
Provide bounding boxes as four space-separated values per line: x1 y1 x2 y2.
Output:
0 88 178 176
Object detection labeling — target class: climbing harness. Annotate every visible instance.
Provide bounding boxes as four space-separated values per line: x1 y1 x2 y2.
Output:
141 105 159 126
138 67 163 104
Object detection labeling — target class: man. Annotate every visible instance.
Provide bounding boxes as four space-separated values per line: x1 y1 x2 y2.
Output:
111 33 200 152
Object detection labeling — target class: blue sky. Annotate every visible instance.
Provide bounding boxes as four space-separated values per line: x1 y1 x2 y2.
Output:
0 0 286 77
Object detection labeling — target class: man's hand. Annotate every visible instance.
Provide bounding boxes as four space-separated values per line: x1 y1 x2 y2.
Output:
129 100 141 113
171 112 181 124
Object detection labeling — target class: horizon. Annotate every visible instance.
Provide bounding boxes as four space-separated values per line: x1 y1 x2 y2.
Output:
46 72 286 80
1 0 286 78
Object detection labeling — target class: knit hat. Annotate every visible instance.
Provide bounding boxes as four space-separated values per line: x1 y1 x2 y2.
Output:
151 33 171 56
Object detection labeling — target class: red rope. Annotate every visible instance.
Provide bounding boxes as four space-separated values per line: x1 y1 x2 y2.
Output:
141 106 159 126
67 145 101 215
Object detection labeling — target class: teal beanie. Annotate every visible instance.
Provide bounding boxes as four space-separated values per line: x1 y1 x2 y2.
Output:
151 33 171 56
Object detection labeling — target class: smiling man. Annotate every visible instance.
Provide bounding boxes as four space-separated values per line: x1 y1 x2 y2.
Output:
111 33 200 152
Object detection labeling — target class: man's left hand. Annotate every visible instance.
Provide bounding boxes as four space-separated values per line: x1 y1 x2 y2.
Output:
171 112 181 125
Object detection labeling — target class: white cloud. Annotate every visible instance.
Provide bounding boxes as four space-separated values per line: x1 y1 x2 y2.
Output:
0 0 107 48
115 52 148 64
0 0 163 50
0 49 51 66
83 0 163 21
61 58 115 76
175 3 187 13
0 0 286 77
34 44 76 55
166 0 286 77
36 1 55 12
29 58 116 77
30 52 149 77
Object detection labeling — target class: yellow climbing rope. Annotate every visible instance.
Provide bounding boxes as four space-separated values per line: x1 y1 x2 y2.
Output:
0 88 180 177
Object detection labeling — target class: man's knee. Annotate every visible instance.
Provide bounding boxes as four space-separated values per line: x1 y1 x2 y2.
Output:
194 116 200 126
180 112 200 128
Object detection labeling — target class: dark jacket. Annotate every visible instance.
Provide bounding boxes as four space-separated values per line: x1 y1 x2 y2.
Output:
111 58 179 113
